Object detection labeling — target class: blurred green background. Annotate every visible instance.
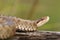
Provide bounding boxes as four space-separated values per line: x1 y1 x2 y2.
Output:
0 0 60 31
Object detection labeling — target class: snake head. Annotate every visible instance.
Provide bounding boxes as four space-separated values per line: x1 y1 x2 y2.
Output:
35 16 49 27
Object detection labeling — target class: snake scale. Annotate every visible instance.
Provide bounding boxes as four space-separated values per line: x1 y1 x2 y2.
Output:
0 15 49 39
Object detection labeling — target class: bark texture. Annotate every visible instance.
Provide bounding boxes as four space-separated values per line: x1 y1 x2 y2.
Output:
8 31 60 40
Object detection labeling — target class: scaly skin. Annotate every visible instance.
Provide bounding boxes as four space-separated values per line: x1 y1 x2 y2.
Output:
0 15 49 39
16 16 49 31
0 16 16 39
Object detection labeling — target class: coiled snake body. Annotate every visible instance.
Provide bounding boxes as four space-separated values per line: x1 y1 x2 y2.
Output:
0 15 49 39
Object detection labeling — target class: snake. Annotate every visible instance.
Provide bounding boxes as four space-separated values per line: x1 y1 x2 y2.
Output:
0 15 49 39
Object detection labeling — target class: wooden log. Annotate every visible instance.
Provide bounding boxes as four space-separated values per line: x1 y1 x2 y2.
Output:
8 31 60 40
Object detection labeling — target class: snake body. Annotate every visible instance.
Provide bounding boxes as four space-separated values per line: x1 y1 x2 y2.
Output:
0 15 49 39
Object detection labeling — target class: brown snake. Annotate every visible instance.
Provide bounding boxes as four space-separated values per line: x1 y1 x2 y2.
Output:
0 15 49 39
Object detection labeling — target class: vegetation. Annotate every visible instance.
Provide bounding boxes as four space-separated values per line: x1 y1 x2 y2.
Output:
0 0 60 31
